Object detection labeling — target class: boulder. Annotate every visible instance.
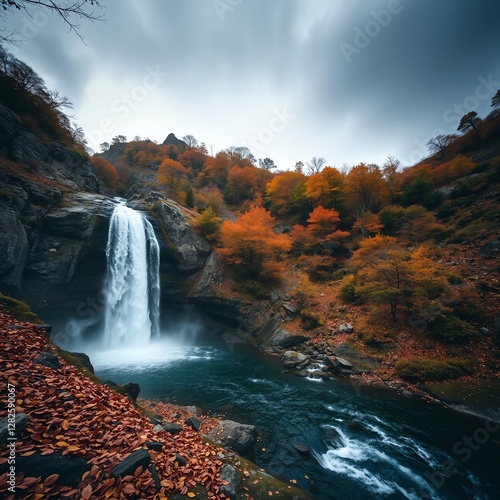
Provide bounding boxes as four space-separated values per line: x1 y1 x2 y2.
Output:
33 352 60 370
69 352 94 374
325 355 353 372
339 323 354 334
145 441 163 452
219 464 241 500
282 350 309 368
208 420 257 458
282 302 298 316
163 422 183 435
112 449 151 478
185 416 201 431
4 452 91 486
122 382 140 401
265 328 308 348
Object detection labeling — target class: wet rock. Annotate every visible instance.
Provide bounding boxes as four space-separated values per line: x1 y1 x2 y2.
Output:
324 355 353 372
163 422 183 435
185 416 201 431
112 449 151 478
9 451 91 487
282 350 309 368
219 464 241 500
33 352 60 370
174 454 187 466
69 352 94 374
122 382 140 401
292 444 311 456
145 442 163 452
208 420 257 459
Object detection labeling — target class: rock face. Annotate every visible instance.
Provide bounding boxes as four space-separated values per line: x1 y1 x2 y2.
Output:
148 199 212 273
208 420 257 459
219 464 241 500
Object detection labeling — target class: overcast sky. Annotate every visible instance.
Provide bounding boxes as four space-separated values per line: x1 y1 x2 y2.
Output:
5 0 500 169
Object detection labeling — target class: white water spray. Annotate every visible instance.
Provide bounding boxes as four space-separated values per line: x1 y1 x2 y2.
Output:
103 203 160 347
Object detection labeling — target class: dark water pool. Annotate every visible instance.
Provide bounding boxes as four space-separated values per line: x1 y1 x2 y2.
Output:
86 322 499 500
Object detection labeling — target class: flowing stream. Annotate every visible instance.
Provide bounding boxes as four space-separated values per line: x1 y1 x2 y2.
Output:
90 308 499 500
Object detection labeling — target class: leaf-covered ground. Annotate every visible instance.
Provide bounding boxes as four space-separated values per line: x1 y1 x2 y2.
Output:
0 311 229 499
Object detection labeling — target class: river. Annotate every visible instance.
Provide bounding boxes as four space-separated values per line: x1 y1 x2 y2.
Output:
79 307 499 500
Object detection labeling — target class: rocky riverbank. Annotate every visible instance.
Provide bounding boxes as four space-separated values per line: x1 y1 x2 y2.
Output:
0 306 310 499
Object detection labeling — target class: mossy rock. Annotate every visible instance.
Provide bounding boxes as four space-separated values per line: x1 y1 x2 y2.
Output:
55 347 101 385
0 294 43 324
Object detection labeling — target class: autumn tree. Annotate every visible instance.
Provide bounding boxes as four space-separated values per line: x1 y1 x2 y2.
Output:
292 206 349 255
351 236 450 324
352 211 383 236
219 205 291 279
198 152 230 188
91 156 120 190
224 165 258 205
265 171 307 215
178 149 207 174
345 163 387 217
305 166 344 209
457 111 481 133
158 158 187 196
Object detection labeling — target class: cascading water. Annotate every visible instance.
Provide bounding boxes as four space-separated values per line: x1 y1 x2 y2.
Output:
103 203 160 347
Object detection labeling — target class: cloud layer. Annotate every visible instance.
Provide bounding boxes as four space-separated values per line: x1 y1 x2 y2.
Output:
5 0 500 168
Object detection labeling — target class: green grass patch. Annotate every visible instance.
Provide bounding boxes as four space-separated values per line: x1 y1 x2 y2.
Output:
0 294 43 324
395 357 475 381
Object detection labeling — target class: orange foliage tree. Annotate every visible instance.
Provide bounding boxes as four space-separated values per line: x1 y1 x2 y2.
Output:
305 166 344 209
91 156 119 190
345 163 387 217
158 158 187 196
219 205 291 279
291 206 349 254
351 236 450 323
265 171 307 215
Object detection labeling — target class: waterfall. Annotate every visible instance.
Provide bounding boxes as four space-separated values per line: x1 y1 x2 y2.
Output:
103 203 160 347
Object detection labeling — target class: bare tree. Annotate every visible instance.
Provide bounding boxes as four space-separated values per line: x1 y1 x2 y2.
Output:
44 90 73 110
182 134 198 149
306 156 326 175
0 0 105 44
426 134 456 160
